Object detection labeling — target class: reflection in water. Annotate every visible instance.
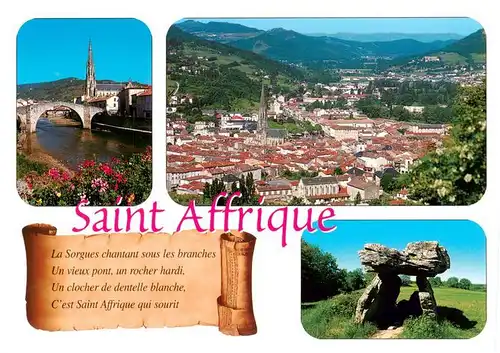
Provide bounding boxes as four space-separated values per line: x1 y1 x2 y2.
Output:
34 118 151 170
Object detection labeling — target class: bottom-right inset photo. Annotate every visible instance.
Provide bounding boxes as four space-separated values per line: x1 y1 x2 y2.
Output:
301 220 486 339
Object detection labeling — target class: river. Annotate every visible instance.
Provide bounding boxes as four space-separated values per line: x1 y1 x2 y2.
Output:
32 118 151 170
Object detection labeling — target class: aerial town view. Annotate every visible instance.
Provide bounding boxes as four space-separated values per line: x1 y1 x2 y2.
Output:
16 18 153 206
166 17 486 206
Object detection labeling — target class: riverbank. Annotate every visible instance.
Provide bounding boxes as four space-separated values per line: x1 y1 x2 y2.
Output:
17 136 73 180
47 116 82 127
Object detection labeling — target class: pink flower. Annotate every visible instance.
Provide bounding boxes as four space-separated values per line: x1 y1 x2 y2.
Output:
91 178 108 193
47 168 60 180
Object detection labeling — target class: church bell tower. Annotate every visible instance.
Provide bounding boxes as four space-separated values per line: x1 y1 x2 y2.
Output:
85 39 97 98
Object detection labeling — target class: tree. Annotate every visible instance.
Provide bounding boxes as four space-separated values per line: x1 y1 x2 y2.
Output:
364 271 376 284
354 192 362 205
406 82 486 205
203 178 226 205
446 277 459 288
289 196 306 206
380 173 397 193
334 167 343 175
458 278 472 290
346 268 366 291
400 275 411 286
301 240 346 302
428 276 442 287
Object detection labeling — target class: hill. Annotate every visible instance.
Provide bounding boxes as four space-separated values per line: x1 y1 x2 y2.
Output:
228 28 454 64
176 20 263 43
388 29 486 68
16 78 141 102
436 29 486 63
307 32 464 43
167 26 341 111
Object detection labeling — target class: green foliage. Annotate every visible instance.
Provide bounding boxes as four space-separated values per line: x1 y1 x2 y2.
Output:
364 271 376 284
446 277 460 288
289 196 306 206
406 82 486 205
402 315 458 339
301 292 377 339
354 192 362 205
16 153 49 180
428 276 443 287
16 78 136 102
357 80 459 123
167 26 308 111
230 27 453 67
440 29 486 58
301 240 345 302
168 192 201 205
201 174 259 206
346 268 366 291
458 278 472 290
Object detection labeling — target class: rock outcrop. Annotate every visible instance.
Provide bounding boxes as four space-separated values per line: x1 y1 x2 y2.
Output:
354 241 450 328
358 241 450 276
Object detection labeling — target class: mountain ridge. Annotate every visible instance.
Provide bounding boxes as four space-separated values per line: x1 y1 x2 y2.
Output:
305 32 465 43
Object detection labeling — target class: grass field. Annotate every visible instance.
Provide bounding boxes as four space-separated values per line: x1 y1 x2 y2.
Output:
301 285 486 339
437 52 469 65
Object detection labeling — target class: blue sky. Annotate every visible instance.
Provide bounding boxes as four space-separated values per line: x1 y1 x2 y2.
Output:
17 18 152 85
180 18 482 36
303 220 486 284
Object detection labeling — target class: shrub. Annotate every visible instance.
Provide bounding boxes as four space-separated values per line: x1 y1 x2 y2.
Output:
20 147 152 206
402 315 458 339
17 153 48 179
301 292 376 339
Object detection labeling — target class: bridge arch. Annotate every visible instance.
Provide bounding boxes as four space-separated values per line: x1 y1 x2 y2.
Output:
16 101 104 133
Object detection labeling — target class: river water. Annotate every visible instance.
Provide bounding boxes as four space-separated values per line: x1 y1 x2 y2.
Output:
32 118 151 170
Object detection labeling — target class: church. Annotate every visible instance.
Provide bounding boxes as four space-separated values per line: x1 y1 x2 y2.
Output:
73 40 122 113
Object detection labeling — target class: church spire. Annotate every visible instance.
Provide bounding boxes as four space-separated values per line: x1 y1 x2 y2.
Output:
257 81 268 145
85 38 96 98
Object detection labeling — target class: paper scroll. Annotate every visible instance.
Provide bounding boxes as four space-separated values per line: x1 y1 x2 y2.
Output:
22 224 257 336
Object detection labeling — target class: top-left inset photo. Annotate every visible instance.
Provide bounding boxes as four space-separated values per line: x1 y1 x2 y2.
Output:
16 18 152 207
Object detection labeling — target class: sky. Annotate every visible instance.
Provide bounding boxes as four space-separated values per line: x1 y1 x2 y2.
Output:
180 18 483 36
303 220 486 284
17 18 152 85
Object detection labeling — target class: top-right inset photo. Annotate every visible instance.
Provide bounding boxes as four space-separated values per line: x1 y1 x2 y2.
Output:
166 17 486 206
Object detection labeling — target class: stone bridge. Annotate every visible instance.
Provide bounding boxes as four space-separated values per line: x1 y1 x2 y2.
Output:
16 101 104 133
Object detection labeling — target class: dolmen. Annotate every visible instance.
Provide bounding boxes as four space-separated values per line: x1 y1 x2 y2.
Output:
354 241 450 328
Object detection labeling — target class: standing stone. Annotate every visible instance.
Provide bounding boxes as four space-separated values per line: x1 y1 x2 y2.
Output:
354 273 402 328
355 275 381 324
416 276 437 317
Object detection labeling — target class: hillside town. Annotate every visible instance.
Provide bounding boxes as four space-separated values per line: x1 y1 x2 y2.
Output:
166 56 486 206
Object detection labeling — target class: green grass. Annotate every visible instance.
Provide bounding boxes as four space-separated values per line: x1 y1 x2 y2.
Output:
16 152 49 179
183 45 258 76
301 291 378 339
301 285 486 339
400 285 486 339
470 53 486 64
437 52 469 65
